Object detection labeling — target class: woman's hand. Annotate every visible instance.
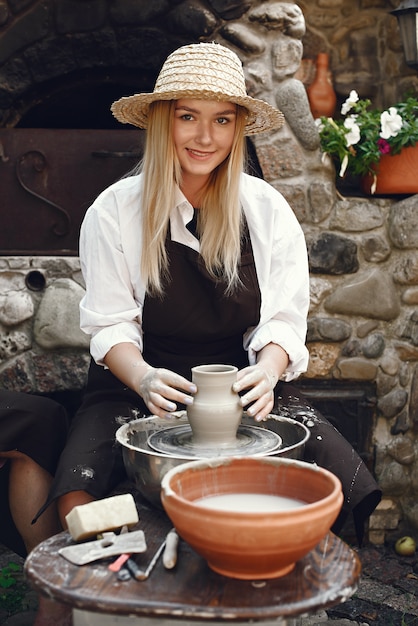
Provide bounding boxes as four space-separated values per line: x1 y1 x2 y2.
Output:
104 343 196 419
232 365 277 422
138 366 196 419
233 343 289 422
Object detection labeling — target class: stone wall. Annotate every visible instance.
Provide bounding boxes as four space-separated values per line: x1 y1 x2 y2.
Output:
1 0 418 540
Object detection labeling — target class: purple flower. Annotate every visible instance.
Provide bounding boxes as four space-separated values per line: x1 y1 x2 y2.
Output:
377 138 391 154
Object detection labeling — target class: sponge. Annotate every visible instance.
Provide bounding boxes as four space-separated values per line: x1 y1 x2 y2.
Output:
65 494 139 541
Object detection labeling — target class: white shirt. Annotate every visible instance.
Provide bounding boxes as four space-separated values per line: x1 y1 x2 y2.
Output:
79 172 310 381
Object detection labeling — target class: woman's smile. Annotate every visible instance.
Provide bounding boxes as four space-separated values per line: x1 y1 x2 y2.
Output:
186 148 216 159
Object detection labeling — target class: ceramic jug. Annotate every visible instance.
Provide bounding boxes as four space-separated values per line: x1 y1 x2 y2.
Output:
187 364 242 446
307 52 337 119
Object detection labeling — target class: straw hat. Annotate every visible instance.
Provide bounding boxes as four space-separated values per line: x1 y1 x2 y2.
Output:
111 42 285 136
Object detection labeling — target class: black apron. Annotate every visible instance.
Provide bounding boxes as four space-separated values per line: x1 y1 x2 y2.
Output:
142 224 260 378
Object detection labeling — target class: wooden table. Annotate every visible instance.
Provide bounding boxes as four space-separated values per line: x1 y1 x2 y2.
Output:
25 496 361 625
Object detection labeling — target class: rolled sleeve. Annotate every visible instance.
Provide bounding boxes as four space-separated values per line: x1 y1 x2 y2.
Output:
245 320 309 380
88 321 143 366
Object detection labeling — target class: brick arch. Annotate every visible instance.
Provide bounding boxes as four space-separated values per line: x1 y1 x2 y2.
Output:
2 26 190 128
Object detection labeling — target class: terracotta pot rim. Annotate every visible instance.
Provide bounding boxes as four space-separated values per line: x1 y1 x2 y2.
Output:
161 456 342 513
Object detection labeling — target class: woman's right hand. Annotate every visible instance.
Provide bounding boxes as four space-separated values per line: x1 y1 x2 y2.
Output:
137 366 196 419
104 343 196 420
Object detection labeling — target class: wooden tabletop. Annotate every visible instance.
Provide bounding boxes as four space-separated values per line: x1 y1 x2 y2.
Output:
25 496 361 621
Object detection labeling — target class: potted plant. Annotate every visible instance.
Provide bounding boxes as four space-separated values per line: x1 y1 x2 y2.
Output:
316 90 418 195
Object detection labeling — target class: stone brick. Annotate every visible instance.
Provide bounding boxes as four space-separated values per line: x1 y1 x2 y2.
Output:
361 235 391 263
393 253 418 285
116 27 176 70
23 36 77 82
249 3 306 38
31 351 89 393
307 317 352 342
409 364 418 430
165 1 218 38
0 57 32 111
362 333 385 359
394 341 418 361
368 529 385 545
207 0 252 20
55 0 107 34
305 342 340 377
0 329 31 363
324 269 400 320
33 278 90 350
109 0 170 25
386 435 415 465
221 23 266 54
0 0 50 65
71 30 118 68
334 357 378 381
378 388 408 419
369 498 401 530
402 287 418 305
274 78 320 151
308 181 334 224
0 354 34 392
330 198 384 232
256 137 304 180
308 233 358 275
401 311 418 347
389 196 418 249
275 184 307 223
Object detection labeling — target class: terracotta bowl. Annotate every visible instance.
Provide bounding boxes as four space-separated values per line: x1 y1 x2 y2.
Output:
161 456 343 580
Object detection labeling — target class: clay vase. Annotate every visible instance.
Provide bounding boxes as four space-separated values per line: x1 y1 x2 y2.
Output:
307 52 337 119
186 364 242 447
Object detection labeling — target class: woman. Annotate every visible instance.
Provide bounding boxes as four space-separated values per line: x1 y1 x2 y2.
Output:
46 43 380 542
0 390 70 625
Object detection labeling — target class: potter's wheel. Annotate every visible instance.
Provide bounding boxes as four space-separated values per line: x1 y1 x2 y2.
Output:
147 423 282 458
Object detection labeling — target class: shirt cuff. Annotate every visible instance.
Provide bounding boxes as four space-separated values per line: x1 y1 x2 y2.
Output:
245 320 309 381
90 322 143 366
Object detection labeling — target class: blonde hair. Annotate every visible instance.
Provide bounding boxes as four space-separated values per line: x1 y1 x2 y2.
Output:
140 100 247 295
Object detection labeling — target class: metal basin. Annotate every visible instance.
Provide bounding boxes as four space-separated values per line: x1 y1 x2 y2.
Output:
116 412 310 508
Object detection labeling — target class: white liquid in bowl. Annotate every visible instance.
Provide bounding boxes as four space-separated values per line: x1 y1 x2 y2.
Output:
196 493 306 513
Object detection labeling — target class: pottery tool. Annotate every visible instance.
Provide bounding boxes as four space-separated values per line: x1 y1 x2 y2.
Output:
108 552 131 572
65 494 139 541
117 539 168 581
59 529 146 565
125 557 146 580
162 529 179 569
117 566 132 582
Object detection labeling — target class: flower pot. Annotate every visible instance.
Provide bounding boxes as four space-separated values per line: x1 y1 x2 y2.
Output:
362 144 418 195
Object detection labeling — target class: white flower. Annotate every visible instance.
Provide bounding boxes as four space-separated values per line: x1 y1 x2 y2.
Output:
341 90 359 115
344 116 361 147
380 107 403 139
315 118 324 132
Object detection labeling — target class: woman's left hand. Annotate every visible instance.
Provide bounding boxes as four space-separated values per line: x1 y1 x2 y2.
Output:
232 365 277 422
